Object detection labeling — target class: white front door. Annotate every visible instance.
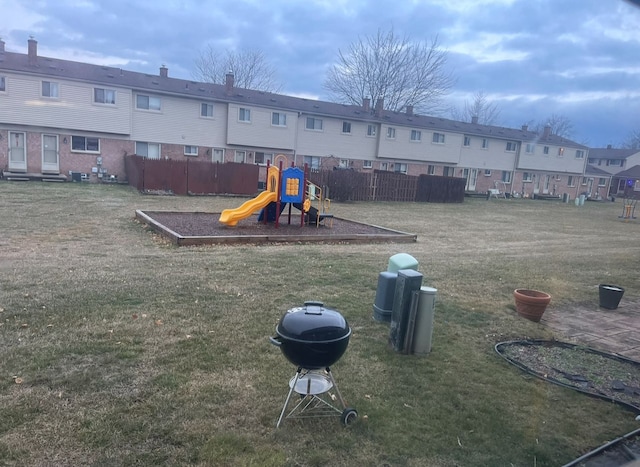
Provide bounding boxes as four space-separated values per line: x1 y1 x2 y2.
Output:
8 131 27 172
465 169 478 191
42 134 60 174
543 175 550 194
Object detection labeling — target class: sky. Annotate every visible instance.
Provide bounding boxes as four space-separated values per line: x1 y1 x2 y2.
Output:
1 0 639 148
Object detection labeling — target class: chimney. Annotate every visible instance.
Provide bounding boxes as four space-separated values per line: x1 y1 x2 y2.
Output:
375 98 384 117
225 72 234 95
159 64 168 78
0 38 5 53
362 97 370 112
471 115 478 125
406 105 414 117
543 125 551 138
607 144 612 149
28 36 37 65
521 124 528 131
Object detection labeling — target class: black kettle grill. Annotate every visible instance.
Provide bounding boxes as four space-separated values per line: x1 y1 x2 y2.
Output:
270 301 357 427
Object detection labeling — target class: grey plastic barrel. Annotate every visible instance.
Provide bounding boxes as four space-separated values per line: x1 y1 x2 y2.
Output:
372 271 398 322
412 287 437 355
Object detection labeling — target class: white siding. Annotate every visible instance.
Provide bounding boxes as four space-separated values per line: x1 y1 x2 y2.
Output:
459 136 517 171
132 94 227 146
0 73 132 134
378 126 460 164
518 144 586 173
296 116 378 158
226 104 296 149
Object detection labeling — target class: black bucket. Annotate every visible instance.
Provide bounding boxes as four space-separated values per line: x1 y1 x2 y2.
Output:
599 284 625 310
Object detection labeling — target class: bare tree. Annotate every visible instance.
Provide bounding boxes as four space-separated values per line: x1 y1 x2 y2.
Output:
530 113 574 139
622 129 640 149
323 28 454 114
193 45 282 92
450 91 501 125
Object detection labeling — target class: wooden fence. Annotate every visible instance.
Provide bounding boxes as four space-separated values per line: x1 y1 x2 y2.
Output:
124 155 259 195
124 156 464 202
308 169 464 203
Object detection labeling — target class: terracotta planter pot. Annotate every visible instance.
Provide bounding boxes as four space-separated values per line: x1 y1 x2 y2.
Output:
513 289 551 323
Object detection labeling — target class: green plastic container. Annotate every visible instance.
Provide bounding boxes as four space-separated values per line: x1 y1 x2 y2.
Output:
387 253 418 273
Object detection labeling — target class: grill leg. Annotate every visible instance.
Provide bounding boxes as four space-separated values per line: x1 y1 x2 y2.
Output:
277 368 302 428
325 367 347 409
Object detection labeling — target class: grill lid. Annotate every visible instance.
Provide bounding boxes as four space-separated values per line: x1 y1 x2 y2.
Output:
276 301 350 343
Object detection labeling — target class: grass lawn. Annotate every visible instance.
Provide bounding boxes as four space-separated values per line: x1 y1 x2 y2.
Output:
1 182 639 466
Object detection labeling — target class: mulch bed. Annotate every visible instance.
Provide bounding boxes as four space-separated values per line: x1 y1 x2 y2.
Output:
136 211 417 246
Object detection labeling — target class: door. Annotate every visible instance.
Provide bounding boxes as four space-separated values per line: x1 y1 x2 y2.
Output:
42 134 59 174
533 174 540 194
464 169 477 191
587 178 594 197
543 175 550 194
8 132 27 172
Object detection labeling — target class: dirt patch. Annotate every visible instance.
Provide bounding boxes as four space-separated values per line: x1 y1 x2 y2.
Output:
136 210 417 245
498 340 640 412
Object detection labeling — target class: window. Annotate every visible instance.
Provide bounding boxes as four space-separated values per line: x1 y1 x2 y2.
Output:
212 148 224 163
135 142 160 159
575 150 585 159
71 136 100 153
427 165 435 175
0 76 5 92
543 146 549 155
525 143 535 154
184 145 198 156
523 172 533 182
394 163 407 174
234 150 246 163
380 162 389 171
304 155 320 169
136 94 161 111
463 135 471 147
201 103 214 118
581 177 588 186
607 159 623 167
484 169 492 176
272 112 286 126
306 117 323 130
506 141 518 152
94 88 116 105
339 159 349 168
410 130 422 142
588 158 596 164
568 176 576 187
342 122 352 134
481 138 489 149
386 127 396 139
598 177 607 187
238 107 251 122
444 166 456 177
363 160 372 169
558 147 565 157
255 152 274 165
501 171 512 183
367 124 377 137
42 81 59 98
432 132 445 144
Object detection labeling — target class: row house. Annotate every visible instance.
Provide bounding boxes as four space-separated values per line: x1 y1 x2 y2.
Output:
586 146 640 197
1 38 594 199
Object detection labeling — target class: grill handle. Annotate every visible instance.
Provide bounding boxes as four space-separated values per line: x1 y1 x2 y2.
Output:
269 336 282 347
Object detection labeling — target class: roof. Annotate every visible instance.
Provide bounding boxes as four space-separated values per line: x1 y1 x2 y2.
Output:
587 147 640 160
0 46 587 149
585 165 612 176
614 165 640 179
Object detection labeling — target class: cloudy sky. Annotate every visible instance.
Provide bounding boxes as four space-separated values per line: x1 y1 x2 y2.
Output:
1 0 639 147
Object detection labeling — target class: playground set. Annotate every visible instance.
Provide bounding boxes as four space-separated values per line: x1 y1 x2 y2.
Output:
219 156 333 228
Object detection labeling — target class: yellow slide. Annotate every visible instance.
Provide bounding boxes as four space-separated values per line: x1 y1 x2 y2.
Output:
219 190 277 226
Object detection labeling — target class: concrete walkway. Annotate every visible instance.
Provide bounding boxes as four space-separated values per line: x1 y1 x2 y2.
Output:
541 296 640 361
